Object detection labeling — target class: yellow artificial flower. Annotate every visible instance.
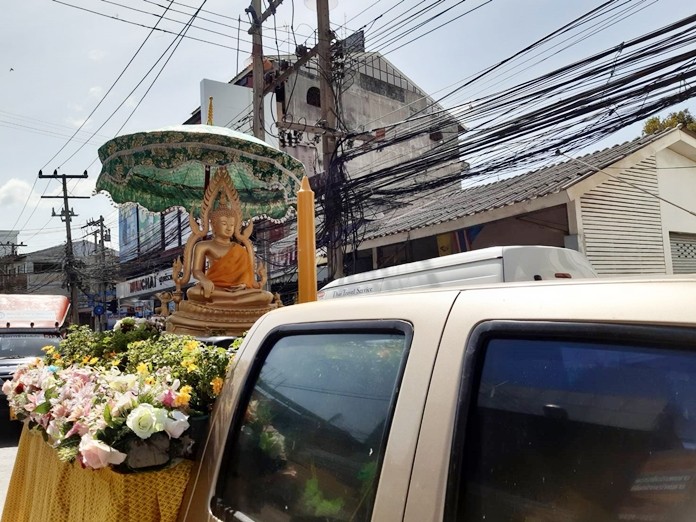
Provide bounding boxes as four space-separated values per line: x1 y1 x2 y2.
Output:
181 359 198 373
211 377 224 396
89 357 99 365
82 355 91 364
136 362 149 375
183 340 199 355
174 385 192 407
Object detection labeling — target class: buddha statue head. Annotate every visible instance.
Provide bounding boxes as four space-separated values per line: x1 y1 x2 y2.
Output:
209 193 241 242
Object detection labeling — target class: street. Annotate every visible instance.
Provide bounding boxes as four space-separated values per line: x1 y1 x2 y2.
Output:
0 423 21 516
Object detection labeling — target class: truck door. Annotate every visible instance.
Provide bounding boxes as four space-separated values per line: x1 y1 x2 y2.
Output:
407 314 696 521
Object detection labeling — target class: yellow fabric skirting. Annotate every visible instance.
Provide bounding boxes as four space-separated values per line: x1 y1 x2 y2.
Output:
2 426 192 522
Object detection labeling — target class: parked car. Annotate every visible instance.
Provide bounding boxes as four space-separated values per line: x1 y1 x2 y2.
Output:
178 277 696 522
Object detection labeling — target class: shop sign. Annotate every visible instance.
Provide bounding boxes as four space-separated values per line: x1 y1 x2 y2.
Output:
117 268 174 299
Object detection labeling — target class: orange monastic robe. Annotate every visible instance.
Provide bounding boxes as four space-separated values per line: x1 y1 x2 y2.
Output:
205 243 256 289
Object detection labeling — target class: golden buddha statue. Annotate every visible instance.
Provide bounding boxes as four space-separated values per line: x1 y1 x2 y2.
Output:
166 168 280 336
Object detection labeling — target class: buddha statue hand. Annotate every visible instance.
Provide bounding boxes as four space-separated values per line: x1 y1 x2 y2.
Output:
200 276 216 299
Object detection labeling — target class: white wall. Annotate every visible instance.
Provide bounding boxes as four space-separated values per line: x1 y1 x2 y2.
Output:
283 59 461 188
200 79 278 149
656 147 696 273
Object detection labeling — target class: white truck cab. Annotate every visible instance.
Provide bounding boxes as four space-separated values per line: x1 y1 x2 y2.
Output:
179 278 696 522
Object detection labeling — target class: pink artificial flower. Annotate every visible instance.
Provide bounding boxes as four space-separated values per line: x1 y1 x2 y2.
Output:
24 390 46 413
66 421 89 438
159 389 176 408
78 435 127 470
46 420 63 441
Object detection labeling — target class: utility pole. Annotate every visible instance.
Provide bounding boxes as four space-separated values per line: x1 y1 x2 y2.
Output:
248 0 265 141
0 241 27 257
316 0 343 279
247 0 286 291
0 241 27 293
246 0 345 279
40 169 89 326
84 216 109 332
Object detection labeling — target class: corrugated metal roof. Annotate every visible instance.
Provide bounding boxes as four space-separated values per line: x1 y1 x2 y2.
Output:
363 129 675 240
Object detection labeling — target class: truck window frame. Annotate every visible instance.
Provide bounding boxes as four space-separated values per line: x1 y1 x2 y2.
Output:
212 319 414 521
445 320 696 521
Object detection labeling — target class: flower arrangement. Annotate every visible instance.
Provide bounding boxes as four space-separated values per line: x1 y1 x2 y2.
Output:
2 319 238 472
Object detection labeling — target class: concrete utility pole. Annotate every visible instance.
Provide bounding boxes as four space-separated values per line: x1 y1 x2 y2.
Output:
0 241 27 293
0 241 27 257
316 0 343 279
40 169 89 326
84 216 109 332
247 0 345 279
248 0 265 140
247 0 286 138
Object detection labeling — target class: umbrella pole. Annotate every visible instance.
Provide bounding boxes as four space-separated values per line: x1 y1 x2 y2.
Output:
297 177 317 303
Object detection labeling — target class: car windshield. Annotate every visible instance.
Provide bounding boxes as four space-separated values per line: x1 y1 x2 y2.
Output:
0 336 61 358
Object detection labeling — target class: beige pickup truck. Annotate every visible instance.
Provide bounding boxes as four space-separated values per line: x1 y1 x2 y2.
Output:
179 277 696 522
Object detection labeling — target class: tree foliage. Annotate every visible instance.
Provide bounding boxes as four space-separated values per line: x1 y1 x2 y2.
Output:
643 108 696 134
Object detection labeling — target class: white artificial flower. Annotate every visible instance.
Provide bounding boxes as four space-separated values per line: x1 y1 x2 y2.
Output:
126 403 167 439
164 410 190 439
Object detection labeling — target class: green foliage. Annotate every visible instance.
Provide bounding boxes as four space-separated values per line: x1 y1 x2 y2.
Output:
358 460 378 496
124 334 233 412
54 435 81 462
229 333 246 352
53 320 162 369
643 108 696 134
302 476 344 518
47 320 237 413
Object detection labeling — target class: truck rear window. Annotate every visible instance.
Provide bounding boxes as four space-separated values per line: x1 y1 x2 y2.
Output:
453 333 696 521
0 336 60 358
213 330 409 522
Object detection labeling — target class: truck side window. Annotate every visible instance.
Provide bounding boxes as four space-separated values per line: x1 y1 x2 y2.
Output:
213 330 409 522
450 331 696 521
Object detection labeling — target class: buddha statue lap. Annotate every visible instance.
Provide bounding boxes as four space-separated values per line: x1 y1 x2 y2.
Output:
166 168 280 336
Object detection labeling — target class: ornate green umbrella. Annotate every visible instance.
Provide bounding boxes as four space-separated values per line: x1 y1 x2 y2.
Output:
96 125 305 221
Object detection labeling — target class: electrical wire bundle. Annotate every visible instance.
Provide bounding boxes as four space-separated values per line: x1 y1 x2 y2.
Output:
311 11 696 268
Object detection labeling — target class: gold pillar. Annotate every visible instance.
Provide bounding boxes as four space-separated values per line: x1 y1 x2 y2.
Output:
297 177 317 303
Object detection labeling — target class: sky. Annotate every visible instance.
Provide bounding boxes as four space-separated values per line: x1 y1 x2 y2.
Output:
1 0 694 254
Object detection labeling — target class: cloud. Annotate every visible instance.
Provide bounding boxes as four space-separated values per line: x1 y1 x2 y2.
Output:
88 49 106 61
88 86 104 99
0 179 42 208
66 116 91 128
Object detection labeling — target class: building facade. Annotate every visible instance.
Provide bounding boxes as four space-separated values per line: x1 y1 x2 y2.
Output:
0 239 119 325
352 126 696 276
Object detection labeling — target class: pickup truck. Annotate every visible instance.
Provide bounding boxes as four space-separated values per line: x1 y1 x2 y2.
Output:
0 295 69 428
179 277 696 522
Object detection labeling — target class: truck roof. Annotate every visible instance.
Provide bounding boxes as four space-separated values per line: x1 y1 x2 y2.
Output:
0 294 70 329
263 276 696 329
